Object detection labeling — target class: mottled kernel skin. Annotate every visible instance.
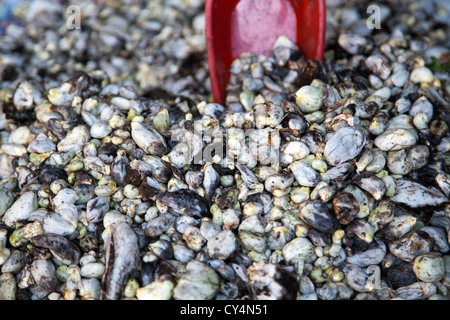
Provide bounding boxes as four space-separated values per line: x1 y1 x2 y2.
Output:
1 0 449 301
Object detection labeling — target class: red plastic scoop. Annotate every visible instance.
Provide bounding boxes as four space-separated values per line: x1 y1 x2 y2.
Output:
205 0 326 105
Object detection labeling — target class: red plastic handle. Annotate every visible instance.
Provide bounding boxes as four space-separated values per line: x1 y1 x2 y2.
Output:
206 0 326 105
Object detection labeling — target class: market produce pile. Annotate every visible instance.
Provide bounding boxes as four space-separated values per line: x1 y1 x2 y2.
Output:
0 0 449 300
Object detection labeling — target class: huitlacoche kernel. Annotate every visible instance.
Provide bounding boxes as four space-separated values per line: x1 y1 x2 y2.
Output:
295 85 323 114
413 253 445 283
0 0 449 301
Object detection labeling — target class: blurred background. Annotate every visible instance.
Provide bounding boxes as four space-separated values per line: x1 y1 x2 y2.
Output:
0 0 449 102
